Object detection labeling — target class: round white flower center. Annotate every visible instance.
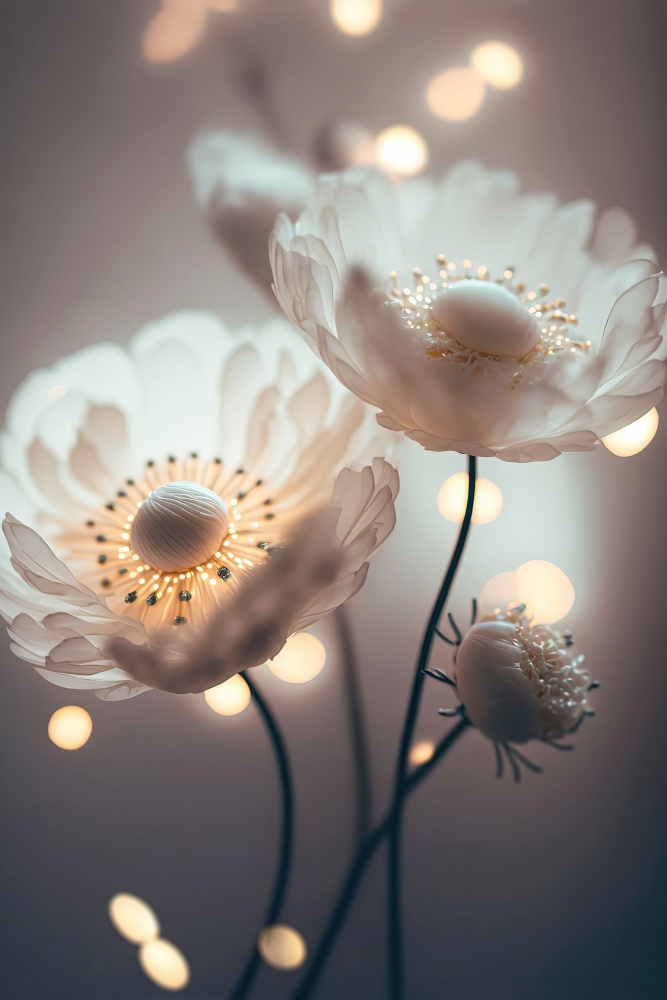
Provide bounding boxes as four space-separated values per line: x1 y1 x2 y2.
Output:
430 279 540 360
130 481 229 573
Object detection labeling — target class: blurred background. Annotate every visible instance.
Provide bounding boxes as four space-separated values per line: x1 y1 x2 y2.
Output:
1 1 666 997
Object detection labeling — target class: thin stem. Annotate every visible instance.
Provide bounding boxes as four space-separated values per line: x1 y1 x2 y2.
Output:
387 455 477 999
335 605 372 843
292 719 471 1000
231 672 295 1000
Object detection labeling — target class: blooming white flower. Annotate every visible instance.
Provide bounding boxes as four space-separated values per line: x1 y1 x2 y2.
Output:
0 311 397 698
188 130 315 296
453 609 591 744
270 162 667 461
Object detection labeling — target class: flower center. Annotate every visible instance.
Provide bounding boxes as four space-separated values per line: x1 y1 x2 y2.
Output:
130 481 229 572
430 278 539 361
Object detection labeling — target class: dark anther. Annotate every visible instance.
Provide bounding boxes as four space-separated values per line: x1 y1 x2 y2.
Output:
237 492 246 500
255 479 263 486
168 455 177 463
235 468 244 475
101 579 111 588
118 568 128 575
263 498 273 505
257 542 270 551
105 503 115 511
173 616 187 625
146 460 155 467
265 513 275 520
117 490 127 498
126 478 135 486
146 594 157 606
179 591 192 602
217 567 231 580
96 535 106 543
588 680 601 691
98 555 107 564
190 452 198 458
124 592 138 604
214 457 222 464
86 520 95 527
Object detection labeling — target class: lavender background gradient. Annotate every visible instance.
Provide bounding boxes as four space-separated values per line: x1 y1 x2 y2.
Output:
1 1 666 997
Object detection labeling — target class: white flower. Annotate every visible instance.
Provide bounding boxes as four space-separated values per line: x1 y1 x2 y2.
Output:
453 610 591 744
270 161 667 462
0 311 397 699
188 130 315 296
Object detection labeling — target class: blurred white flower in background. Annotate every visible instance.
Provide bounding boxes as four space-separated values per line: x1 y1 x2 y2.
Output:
188 130 315 297
0 312 397 698
454 608 591 744
271 161 667 461
143 0 238 65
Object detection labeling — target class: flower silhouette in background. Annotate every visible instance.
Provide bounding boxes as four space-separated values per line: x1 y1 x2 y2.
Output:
0 312 397 698
430 605 596 781
271 162 667 461
188 130 315 297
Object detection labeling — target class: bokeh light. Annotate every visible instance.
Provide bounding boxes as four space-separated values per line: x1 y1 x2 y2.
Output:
480 562 575 625
143 3 208 64
601 407 659 457
108 893 160 945
409 740 435 766
470 41 525 90
333 121 378 166
268 633 326 684
375 125 428 176
437 473 503 525
47 706 92 750
425 66 487 122
47 384 67 402
139 938 190 991
329 0 383 37
515 560 575 625
204 674 251 715
258 924 308 970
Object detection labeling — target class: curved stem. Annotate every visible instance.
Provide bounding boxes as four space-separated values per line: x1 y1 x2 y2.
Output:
387 455 477 999
231 672 295 1000
292 719 470 1000
335 605 372 843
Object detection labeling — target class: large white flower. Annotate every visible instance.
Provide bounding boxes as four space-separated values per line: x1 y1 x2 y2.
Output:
188 130 315 296
270 162 667 461
0 311 397 698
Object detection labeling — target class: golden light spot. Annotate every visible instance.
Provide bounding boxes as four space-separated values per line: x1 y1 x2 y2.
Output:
470 41 525 90
601 407 659 457
375 125 428 176
425 66 487 122
258 925 307 971
437 473 503 525
142 3 207 64
108 893 160 945
48 706 92 750
204 674 251 716
515 560 575 625
268 633 326 684
409 740 435 766
329 0 383 37
138 938 190 991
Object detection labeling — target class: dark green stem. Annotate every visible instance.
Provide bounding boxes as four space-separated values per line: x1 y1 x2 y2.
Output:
335 605 372 843
292 719 471 999
387 455 477 999
231 672 295 1000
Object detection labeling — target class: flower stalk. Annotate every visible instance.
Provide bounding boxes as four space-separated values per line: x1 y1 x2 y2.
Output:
231 672 295 1000
386 455 477 999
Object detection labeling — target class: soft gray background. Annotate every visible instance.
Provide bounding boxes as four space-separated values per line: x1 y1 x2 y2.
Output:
1 1 666 998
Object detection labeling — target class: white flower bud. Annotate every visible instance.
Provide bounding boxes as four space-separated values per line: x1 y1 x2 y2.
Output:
130 482 229 573
454 615 590 743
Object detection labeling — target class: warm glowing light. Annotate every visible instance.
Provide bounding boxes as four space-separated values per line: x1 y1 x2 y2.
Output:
425 66 487 122
143 3 207 64
470 41 525 90
437 473 503 525
375 125 428 177
47 385 67 402
479 571 519 615
268 633 326 684
329 0 383 37
601 407 659 457
108 893 160 945
204 674 251 716
47 706 92 750
258 925 307 970
409 740 435 766
139 938 190 991
515 560 575 625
